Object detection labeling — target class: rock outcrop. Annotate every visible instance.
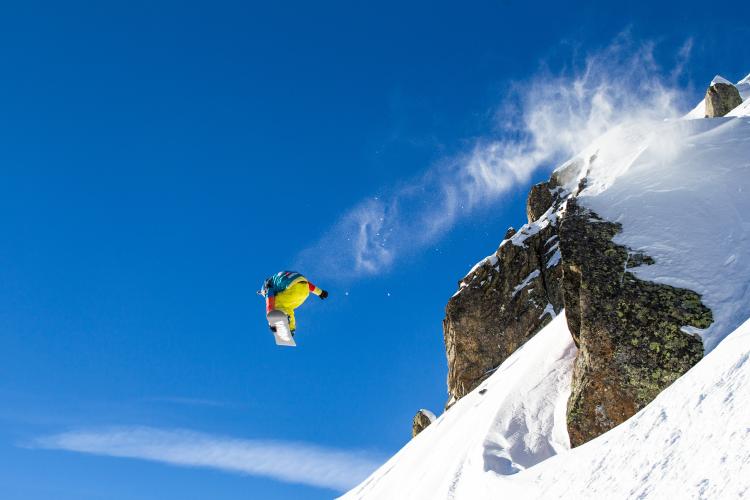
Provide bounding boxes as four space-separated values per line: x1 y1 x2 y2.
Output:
412 409 436 437
440 158 714 446
558 198 712 446
443 178 565 407
705 80 742 117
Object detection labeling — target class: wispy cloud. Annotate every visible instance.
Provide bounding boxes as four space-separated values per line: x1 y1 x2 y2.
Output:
297 33 692 280
30 426 383 492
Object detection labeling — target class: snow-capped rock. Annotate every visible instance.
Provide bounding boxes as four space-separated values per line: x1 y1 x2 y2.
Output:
704 80 743 117
411 409 436 437
686 74 746 119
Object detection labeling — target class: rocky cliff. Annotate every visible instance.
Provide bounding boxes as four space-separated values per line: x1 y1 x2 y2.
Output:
413 76 746 446
443 175 566 407
441 159 714 446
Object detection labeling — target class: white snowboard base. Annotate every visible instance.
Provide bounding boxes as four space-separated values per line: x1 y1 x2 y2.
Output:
267 310 296 347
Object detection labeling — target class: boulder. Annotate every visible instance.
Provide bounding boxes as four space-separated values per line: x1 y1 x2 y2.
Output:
705 81 742 117
412 409 436 437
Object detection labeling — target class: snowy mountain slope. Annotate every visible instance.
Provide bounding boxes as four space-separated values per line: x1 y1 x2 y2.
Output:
515 314 750 499
727 97 750 117
339 313 577 500
347 314 750 499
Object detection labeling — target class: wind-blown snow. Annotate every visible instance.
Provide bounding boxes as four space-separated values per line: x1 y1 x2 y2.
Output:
340 313 577 500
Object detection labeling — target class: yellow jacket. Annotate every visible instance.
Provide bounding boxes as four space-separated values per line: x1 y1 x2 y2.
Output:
265 274 323 331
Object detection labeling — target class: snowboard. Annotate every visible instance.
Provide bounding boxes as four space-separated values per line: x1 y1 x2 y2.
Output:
267 309 296 347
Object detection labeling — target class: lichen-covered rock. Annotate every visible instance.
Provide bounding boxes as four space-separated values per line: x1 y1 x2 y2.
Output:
443 181 565 408
705 82 743 117
412 409 436 437
559 198 711 447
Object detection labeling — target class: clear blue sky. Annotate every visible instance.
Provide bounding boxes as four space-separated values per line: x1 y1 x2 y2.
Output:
0 1 748 499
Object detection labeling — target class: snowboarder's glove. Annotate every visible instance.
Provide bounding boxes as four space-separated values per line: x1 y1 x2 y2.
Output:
319 290 329 300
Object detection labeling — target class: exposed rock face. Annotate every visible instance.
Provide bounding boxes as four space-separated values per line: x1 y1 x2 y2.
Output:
441 153 714 445
705 82 742 117
412 409 435 437
443 179 565 407
559 198 712 446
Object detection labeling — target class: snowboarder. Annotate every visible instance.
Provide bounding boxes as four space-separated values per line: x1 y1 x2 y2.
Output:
258 271 328 336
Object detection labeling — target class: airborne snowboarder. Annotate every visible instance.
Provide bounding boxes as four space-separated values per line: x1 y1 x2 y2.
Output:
258 271 328 345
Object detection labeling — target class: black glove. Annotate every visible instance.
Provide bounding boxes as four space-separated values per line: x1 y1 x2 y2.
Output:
319 290 329 300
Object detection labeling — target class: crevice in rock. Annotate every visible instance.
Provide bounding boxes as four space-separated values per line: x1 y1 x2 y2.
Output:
534 239 552 306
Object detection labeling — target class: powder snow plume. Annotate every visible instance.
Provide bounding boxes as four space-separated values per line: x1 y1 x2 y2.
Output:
298 34 693 281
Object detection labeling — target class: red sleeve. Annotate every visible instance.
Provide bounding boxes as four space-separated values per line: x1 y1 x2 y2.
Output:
266 296 275 314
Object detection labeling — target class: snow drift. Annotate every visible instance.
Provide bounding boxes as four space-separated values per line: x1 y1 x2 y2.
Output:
341 313 577 499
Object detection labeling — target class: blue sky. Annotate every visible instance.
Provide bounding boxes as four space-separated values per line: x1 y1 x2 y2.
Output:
0 1 748 499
